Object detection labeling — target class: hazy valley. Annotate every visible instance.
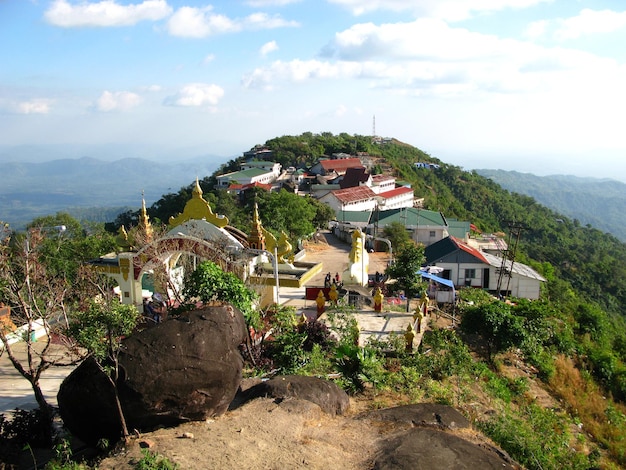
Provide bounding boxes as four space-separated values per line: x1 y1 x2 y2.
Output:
0 155 223 229
476 169 626 242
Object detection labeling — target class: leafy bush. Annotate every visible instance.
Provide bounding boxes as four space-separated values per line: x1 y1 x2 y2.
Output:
478 405 595 470
183 260 259 328
333 344 386 394
0 409 51 466
298 318 335 352
134 449 179 470
326 308 360 346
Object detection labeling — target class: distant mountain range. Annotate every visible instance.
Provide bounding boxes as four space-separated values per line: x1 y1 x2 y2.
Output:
476 170 626 242
0 155 224 230
3 155 624 243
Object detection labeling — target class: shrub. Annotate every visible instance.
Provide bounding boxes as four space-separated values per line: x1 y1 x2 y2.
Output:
478 405 594 470
0 409 51 467
135 449 179 470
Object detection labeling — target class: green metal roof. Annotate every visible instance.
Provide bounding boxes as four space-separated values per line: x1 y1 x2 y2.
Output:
335 211 373 223
217 168 268 180
375 208 446 227
446 219 471 239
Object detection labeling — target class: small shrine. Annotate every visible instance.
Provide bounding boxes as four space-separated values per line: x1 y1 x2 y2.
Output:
342 228 369 287
90 181 322 311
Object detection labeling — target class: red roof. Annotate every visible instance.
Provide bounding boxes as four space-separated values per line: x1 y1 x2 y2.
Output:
371 174 395 184
450 236 488 264
320 158 363 173
379 186 413 200
331 186 376 203
228 182 272 191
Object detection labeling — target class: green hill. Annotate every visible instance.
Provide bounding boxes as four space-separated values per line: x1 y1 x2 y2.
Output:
475 169 626 242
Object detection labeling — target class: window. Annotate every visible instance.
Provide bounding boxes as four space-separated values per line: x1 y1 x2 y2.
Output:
429 231 436 237
465 269 476 279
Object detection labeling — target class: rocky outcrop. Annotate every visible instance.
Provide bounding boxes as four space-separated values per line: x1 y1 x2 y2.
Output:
363 403 470 430
373 427 518 470
58 305 248 444
243 375 350 416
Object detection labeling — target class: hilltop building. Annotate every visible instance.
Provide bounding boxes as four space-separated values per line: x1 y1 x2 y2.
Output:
424 236 545 299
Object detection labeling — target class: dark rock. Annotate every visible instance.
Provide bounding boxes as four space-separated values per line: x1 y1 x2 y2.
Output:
373 427 518 470
58 305 248 444
243 375 350 416
364 403 470 430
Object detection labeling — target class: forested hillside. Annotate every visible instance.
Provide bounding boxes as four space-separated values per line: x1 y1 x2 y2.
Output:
475 169 626 242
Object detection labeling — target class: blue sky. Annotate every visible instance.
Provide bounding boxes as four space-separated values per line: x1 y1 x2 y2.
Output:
2 0 626 181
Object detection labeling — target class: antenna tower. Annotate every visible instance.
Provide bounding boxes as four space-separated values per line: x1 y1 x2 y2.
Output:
372 115 376 137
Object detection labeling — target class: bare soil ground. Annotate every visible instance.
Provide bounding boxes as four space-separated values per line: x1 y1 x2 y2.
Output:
96 393 513 470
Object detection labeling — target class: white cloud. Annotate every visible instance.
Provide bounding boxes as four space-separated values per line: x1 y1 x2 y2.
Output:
524 19 549 40
326 0 551 21
260 40 278 57
141 84 162 92
203 54 216 65
244 12 298 29
96 91 141 111
16 99 53 114
554 9 626 41
242 59 361 90
245 0 301 6
167 6 237 38
44 0 172 27
164 83 224 107
242 17 626 103
167 6 298 38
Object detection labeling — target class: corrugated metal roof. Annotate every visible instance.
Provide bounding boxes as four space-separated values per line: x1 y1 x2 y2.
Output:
320 158 363 172
377 208 446 226
332 186 376 203
379 186 413 199
335 211 373 223
481 251 547 281
371 174 395 184
217 168 268 179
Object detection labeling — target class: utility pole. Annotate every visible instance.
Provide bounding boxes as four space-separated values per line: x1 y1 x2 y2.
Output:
495 221 526 297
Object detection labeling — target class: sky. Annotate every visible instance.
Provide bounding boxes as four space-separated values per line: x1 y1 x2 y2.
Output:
2 0 626 181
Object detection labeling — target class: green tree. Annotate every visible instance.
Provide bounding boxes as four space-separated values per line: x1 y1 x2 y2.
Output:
460 301 526 360
68 297 141 441
29 213 117 282
382 221 413 254
256 189 317 241
183 261 259 328
384 243 425 311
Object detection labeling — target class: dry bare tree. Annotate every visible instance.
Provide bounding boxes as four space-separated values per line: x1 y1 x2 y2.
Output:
0 227 82 438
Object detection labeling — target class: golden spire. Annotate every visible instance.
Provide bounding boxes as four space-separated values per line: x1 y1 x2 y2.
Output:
138 191 153 243
169 177 229 228
192 177 203 198
248 202 266 251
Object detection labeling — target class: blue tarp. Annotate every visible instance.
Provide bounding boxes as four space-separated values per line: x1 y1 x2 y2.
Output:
418 270 455 291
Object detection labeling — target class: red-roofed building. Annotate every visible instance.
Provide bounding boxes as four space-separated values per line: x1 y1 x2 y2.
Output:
424 236 545 299
226 181 273 195
308 157 364 177
318 186 378 212
377 186 415 210
370 174 396 194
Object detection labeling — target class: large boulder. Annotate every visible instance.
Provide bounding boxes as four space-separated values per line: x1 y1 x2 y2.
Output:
58 305 248 444
363 403 470 430
243 375 350 416
373 427 518 470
